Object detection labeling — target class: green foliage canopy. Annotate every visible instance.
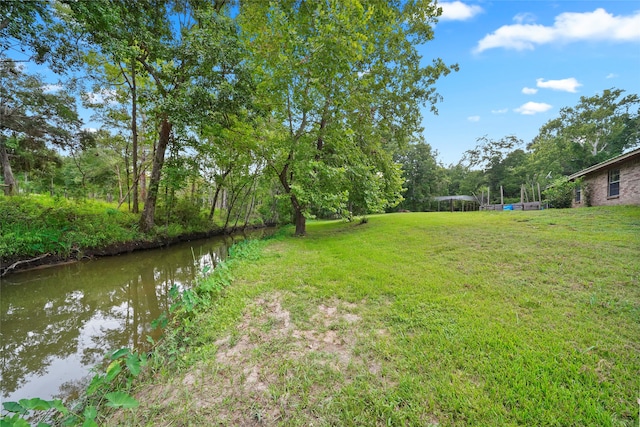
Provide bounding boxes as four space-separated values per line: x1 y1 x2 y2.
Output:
528 88 640 177
240 0 457 234
60 0 253 231
396 141 443 211
0 60 80 195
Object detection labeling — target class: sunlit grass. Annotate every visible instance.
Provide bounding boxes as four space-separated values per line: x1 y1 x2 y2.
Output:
123 206 640 426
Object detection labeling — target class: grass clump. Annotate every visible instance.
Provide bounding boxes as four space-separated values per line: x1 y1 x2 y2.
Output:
113 206 640 426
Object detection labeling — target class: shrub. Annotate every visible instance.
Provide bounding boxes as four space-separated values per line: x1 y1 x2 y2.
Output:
543 177 582 208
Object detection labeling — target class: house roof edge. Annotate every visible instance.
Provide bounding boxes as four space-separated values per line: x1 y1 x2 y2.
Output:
568 148 640 180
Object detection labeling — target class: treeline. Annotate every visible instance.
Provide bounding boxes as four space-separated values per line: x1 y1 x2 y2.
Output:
398 88 639 211
1 2 638 235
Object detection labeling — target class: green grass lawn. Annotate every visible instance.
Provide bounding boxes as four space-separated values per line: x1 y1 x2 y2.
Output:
120 207 640 426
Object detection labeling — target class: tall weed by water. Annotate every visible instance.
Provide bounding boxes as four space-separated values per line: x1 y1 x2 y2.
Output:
168 239 265 317
145 237 269 370
1 348 145 426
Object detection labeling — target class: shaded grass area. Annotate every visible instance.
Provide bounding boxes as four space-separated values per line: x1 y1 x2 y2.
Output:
120 206 639 426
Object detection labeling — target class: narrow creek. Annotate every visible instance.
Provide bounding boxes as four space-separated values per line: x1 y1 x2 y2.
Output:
0 229 273 405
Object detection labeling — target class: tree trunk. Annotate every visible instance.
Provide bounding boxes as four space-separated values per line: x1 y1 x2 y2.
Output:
0 139 17 196
243 191 256 229
277 156 306 236
233 182 254 231
139 117 171 232
223 181 248 231
208 168 232 221
294 203 306 236
208 186 222 221
289 193 306 236
115 164 124 202
140 150 147 201
131 57 139 214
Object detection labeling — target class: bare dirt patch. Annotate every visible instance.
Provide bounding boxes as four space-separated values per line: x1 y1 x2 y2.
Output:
133 292 386 426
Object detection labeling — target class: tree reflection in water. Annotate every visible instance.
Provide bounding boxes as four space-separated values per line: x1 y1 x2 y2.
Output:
0 231 260 402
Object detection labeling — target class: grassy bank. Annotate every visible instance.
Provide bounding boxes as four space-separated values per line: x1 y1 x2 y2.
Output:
0 195 234 270
0 195 142 260
117 207 637 425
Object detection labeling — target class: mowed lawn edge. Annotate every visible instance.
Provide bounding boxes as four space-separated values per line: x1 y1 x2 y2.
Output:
120 206 640 426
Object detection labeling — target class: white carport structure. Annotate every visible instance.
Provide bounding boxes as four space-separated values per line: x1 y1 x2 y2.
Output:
432 195 479 212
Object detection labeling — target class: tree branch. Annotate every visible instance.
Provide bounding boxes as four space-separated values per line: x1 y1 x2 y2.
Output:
137 55 167 97
1 253 51 277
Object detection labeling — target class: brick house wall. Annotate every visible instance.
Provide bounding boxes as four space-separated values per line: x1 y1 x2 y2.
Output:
572 155 640 207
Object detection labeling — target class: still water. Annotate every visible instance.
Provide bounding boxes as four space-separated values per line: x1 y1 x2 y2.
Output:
0 229 272 404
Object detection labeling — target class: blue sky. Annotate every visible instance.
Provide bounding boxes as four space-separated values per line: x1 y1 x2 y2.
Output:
420 1 640 165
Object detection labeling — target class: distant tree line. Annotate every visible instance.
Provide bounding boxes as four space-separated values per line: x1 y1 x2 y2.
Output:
396 88 639 211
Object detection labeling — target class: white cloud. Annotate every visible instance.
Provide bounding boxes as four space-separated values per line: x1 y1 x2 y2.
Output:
522 87 538 95
467 115 480 122
439 1 483 21
474 8 640 53
83 89 119 105
83 127 98 133
515 102 552 115
606 73 618 79
475 24 554 52
513 13 536 25
491 108 508 114
536 77 581 93
42 84 63 93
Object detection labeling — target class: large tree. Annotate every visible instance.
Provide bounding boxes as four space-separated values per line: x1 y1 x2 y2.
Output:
397 141 443 211
240 0 457 235
81 54 158 212
61 0 251 231
462 135 526 201
0 60 80 195
528 88 640 177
